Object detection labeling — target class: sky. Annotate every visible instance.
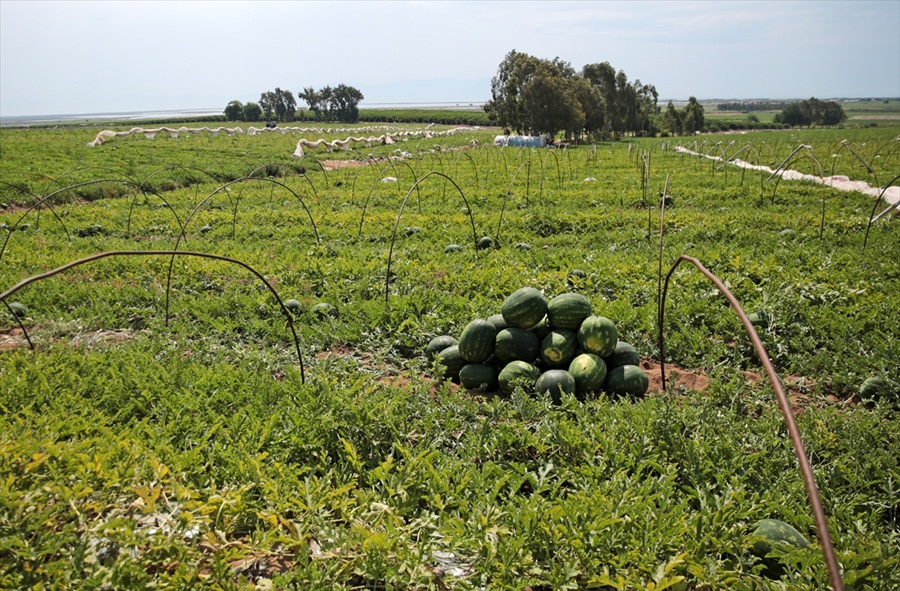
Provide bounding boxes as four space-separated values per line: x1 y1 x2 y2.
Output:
1 0 898 118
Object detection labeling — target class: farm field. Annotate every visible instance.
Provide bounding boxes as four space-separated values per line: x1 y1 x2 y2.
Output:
1 122 898 590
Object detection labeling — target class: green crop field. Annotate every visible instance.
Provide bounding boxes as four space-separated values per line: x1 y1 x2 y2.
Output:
1 121 898 590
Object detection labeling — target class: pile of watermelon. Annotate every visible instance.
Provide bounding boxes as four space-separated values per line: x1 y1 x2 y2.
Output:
426 286 650 401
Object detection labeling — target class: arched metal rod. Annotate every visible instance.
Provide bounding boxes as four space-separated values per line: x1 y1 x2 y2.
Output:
0 182 72 259
863 173 900 251
384 171 478 305
658 254 843 591
765 149 830 238
1 179 180 264
247 162 320 204
496 159 532 244
454 150 480 194
357 160 421 240
0 250 305 382
132 165 235 236
2 300 33 350
164 176 320 325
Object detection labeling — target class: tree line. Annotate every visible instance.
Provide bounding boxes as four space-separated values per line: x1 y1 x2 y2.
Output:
483 50 707 140
224 84 365 123
774 97 846 127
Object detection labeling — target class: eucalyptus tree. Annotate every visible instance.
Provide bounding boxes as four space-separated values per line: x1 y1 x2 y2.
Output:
682 97 705 134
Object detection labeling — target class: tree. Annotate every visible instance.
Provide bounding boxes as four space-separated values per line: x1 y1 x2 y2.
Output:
521 63 583 138
774 98 845 127
242 102 262 122
819 100 846 126
571 76 604 139
483 50 544 134
632 80 659 136
298 86 324 120
582 62 619 138
775 103 807 126
682 97 705 134
329 84 364 123
259 88 296 122
662 101 683 135
224 100 244 121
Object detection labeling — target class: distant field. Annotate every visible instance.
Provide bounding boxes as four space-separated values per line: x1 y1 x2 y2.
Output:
707 98 899 128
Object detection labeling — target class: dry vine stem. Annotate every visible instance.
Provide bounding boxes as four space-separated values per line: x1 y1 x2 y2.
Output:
658 255 843 591
0 250 306 383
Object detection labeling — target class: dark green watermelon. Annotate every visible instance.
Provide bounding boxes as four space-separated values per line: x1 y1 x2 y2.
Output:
749 519 810 557
495 327 540 363
426 335 458 358
434 345 466 381
459 363 498 391
604 364 649 397
476 236 495 250
487 313 509 331
568 353 607 397
540 329 579 369
859 376 899 403
546 293 592 330
497 361 541 396
458 319 497 363
602 341 641 370
578 315 618 357
535 369 577 403
501 287 548 329
311 302 338 318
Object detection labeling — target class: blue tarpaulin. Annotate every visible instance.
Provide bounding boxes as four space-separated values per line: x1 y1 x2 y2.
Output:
493 135 547 147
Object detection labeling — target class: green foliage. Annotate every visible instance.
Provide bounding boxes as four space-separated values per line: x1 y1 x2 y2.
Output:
775 98 847 127
485 51 659 139
0 124 898 589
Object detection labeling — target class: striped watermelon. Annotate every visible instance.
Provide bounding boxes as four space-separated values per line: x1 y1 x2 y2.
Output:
546 293 592 330
501 287 548 329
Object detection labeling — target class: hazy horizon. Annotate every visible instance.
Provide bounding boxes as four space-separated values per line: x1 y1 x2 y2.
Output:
2 1 898 119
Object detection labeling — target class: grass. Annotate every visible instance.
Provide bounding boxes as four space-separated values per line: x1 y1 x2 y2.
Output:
1 122 898 590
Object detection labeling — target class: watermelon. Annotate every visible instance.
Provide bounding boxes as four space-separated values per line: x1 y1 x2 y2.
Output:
578 315 618 357
859 376 899 402
604 364 649 397
459 363 498 391
535 369 577 403
501 287 548 329
529 319 552 342
540 329 579 369
476 236 495 250
497 361 541 396
458 319 497 363
487 313 509 331
602 341 641 370
749 519 810 557
9 302 27 318
495 327 540 363
514 242 532 251
748 311 769 328
568 353 607 397
283 298 302 313
435 345 466 381
426 335 458 358
749 518 811 579
444 244 463 253
546 293 593 330
311 302 338 318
